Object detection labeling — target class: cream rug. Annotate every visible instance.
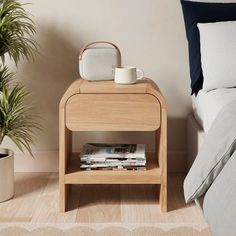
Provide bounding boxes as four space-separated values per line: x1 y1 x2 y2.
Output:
0 223 212 236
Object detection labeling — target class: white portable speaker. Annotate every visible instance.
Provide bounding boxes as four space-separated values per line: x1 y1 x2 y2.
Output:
79 41 121 81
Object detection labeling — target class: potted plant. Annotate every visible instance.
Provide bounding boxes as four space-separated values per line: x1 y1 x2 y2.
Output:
0 0 38 202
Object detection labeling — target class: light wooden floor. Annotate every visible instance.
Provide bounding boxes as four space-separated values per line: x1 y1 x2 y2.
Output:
0 173 207 224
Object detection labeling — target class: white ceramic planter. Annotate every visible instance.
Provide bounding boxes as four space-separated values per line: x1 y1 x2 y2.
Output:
0 148 14 202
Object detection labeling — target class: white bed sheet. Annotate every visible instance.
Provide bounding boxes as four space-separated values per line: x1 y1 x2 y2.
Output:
192 88 236 132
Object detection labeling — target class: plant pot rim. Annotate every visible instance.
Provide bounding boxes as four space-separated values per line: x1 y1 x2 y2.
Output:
0 148 14 160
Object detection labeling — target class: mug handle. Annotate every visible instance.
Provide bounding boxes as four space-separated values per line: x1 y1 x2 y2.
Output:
137 69 144 80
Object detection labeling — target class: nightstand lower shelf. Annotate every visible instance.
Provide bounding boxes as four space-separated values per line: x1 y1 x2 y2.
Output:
65 153 161 185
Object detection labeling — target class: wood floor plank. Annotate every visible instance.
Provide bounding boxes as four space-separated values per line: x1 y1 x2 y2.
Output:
121 174 206 223
0 217 31 222
14 172 50 199
121 184 161 223
0 173 207 225
0 173 49 219
167 174 205 223
42 173 59 196
76 185 121 223
31 173 78 223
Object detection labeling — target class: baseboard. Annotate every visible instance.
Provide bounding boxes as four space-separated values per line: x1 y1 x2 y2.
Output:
14 149 186 173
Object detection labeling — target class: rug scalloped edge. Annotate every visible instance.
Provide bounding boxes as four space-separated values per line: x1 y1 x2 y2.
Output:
0 226 212 236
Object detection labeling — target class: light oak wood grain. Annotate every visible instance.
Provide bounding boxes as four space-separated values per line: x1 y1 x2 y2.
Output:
66 94 160 131
80 78 149 94
65 169 161 185
158 107 167 212
0 173 207 224
76 185 121 223
31 173 78 223
0 217 31 222
59 78 77 212
59 78 167 212
0 173 49 220
120 185 161 223
65 152 160 185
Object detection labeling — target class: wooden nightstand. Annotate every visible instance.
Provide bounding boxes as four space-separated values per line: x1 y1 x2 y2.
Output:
59 78 167 212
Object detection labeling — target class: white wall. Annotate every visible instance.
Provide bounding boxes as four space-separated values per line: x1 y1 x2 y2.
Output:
4 0 230 171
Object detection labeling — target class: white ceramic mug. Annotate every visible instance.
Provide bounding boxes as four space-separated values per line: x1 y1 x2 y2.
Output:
114 66 144 84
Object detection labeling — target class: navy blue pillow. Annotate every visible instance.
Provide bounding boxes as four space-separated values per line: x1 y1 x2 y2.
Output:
180 0 236 94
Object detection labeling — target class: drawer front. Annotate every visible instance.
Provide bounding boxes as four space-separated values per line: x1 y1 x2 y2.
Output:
66 94 160 131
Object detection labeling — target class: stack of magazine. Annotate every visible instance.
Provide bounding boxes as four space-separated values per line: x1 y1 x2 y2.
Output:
80 143 146 170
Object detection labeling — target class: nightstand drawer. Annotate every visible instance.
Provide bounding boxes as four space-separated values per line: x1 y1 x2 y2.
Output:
65 94 160 131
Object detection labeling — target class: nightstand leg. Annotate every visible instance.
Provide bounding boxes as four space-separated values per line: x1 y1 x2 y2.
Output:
60 183 70 212
157 108 167 212
160 176 167 212
59 104 72 212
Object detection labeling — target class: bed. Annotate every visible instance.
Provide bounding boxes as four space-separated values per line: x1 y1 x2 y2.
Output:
180 2 236 235
187 93 236 236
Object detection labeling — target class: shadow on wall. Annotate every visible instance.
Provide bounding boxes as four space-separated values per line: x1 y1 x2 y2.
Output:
168 117 187 172
168 117 187 152
18 24 81 149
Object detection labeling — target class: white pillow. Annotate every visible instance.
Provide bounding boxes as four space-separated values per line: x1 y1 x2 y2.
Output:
198 21 236 91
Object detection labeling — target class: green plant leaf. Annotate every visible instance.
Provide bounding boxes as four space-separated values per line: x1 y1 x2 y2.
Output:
0 0 38 65
0 67 39 156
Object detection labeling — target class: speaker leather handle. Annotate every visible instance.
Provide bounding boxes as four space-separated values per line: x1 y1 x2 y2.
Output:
79 41 121 60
